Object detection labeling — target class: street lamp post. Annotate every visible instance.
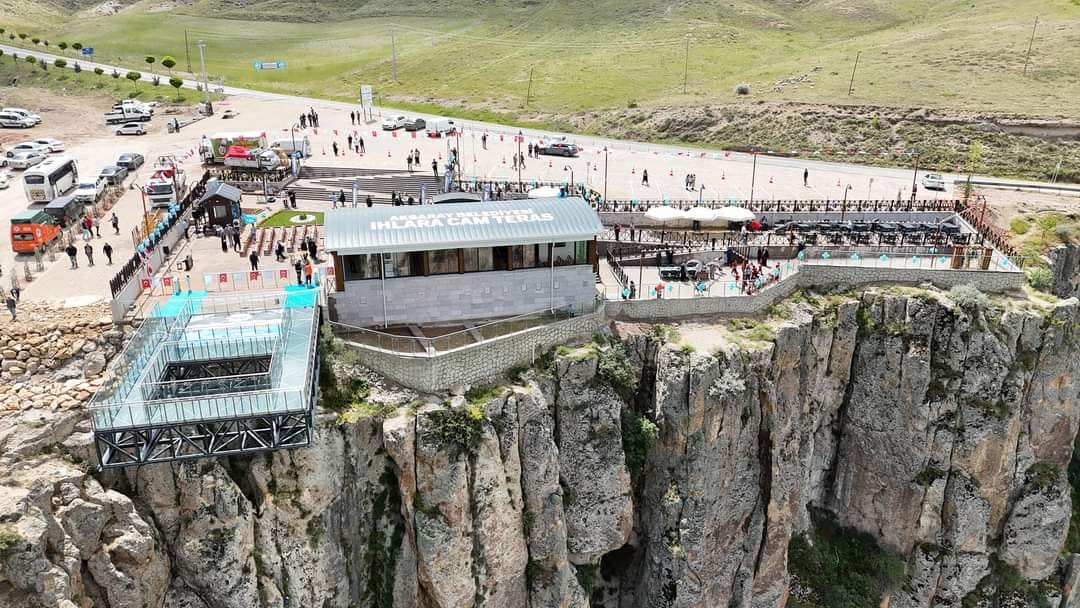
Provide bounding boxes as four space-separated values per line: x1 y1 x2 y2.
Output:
564 165 574 193
749 152 758 206
603 147 610 204
841 184 852 222
910 150 920 202
698 184 705 205
132 182 150 240
517 130 523 191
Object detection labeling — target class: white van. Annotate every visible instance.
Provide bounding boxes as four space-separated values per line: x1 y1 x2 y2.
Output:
2 108 42 125
427 117 457 136
271 136 312 159
0 111 36 129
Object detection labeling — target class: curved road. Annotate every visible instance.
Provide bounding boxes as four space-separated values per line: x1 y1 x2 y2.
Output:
1 41 1075 196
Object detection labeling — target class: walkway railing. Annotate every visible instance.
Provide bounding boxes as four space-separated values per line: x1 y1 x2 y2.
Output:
596 199 962 213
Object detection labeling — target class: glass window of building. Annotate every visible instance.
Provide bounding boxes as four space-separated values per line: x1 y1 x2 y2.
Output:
344 254 381 280
575 241 588 264
430 249 460 275
513 244 538 269
462 248 494 272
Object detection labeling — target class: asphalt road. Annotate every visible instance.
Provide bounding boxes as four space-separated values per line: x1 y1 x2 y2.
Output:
2 41 1073 196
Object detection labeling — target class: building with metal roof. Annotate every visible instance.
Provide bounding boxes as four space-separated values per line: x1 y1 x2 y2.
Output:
324 197 603 327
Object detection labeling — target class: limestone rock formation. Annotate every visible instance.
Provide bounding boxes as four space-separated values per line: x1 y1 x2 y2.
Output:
3 289 1080 608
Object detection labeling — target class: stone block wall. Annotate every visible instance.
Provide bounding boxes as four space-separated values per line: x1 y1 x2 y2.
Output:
348 311 605 392
330 265 596 327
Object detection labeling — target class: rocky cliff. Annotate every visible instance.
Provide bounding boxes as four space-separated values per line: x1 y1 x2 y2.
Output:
3 286 1080 608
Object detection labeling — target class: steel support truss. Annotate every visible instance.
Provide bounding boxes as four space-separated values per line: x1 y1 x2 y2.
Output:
94 410 312 468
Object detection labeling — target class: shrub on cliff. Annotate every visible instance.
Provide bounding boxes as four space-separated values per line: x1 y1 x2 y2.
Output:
622 413 658 477
597 343 638 402
426 404 486 455
788 513 907 607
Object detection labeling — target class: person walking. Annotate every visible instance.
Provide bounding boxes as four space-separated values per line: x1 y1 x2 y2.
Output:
350 111 356 125
220 230 229 253
275 241 286 262
414 149 420 165
329 191 338 209
358 136 365 154
174 118 181 133
432 159 439 178
511 154 518 171
181 218 190 239
103 242 114 265
111 212 119 235
481 133 487 150
303 260 314 286
249 251 259 271
232 228 242 252
365 195 373 208
629 281 636 300
332 141 339 157
84 243 95 267
4 291 15 321
803 168 808 187
641 169 649 186
614 224 621 241
294 259 303 285
347 134 353 150
288 190 297 208
93 216 101 238
66 244 78 269
407 154 413 173
308 237 318 262
299 114 307 129
338 190 346 207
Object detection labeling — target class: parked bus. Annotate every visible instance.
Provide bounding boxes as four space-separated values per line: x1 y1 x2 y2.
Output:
41 193 85 228
10 209 61 254
23 156 79 204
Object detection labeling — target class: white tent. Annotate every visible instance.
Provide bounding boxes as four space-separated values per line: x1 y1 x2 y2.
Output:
685 207 719 222
715 206 756 223
527 186 562 199
644 206 686 222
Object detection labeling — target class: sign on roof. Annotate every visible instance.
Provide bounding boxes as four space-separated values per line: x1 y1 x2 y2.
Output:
324 197 602 255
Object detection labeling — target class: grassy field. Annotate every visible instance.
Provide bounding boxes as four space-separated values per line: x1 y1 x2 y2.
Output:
1 0 1077 118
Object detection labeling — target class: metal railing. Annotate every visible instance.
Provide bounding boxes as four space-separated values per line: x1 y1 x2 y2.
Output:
331 300 600 356
595 199 962 213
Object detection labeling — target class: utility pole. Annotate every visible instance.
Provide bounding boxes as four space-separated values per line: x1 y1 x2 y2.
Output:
603 147 609 203
910 150 920 198
1023 16 1038 76
184 29 192 73
390 31 398 83
848 51 860 96
682 37 690 94
197 40 212 113
524 66 534 108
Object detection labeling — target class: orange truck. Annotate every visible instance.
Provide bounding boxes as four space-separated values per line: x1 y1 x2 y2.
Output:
10 209 61 254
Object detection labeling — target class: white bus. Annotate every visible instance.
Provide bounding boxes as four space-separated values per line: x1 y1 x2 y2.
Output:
24 156 79 204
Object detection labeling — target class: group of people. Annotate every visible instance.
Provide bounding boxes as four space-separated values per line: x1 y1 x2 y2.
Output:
219 225 243 253
299 108 321 129
65 241 115 268
349 109 365 125
684 173 699 191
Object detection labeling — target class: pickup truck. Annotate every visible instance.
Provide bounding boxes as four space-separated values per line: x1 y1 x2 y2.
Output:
104 107 152 125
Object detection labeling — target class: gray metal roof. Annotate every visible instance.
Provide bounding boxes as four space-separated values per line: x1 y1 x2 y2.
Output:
324 197 603 255
198 181 242 205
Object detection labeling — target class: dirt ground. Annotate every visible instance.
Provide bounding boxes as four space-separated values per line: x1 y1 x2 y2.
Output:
0 88 113 148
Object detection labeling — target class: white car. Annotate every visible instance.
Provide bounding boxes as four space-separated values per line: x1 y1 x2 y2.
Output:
74 177 108 203
1 108 42 125
32 138 65 152
116 122 147 136
5 142 50 158
922 173 946 191
0 112 36 129
0 173 9 189
7 151 46 169
381 115 407 130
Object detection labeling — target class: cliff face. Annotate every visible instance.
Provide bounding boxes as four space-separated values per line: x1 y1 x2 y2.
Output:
2 288 1080 608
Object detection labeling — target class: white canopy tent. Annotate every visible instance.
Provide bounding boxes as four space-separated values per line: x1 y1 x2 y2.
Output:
527 186 562 199
715 206 756 223
643 206 686 223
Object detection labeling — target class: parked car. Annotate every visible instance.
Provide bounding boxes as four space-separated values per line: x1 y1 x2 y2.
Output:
1 108 42 125
427 117 456 135
99 165 128 186
922 173 946 191
0 173 9 189
537 141 580 157
115 123 147 136
5 142 50 158
74 176 108 203
404 117 426 132
7 151 46 170
381 115 407 130
221 109 239 119
0 111 36 129
31 138 65 152
117 152 145 170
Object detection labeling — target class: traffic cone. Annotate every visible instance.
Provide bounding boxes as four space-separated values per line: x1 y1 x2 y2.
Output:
388 150 391 157
322 148 326 155
549 160 552 168
502 157 506 165
769 176 773 184
721 172 725 180
836 178 841 187
631 167 636 175
669 168 674 177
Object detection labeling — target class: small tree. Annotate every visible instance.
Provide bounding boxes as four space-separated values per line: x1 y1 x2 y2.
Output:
144 55 155 74
58 41 68 53
161 55 176 74
31 37 39 45
169 76 184 100
72 42 82 52
25 55 36 64
54 58 67 69
18 33 27 40
43 40 49 47
38 57 47 70
111 69 120 79
9 34 16 41
126 70 141 90
0 28 5 35
94 66 104 77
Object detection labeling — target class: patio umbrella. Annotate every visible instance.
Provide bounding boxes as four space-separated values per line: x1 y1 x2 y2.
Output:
714 206 756 223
